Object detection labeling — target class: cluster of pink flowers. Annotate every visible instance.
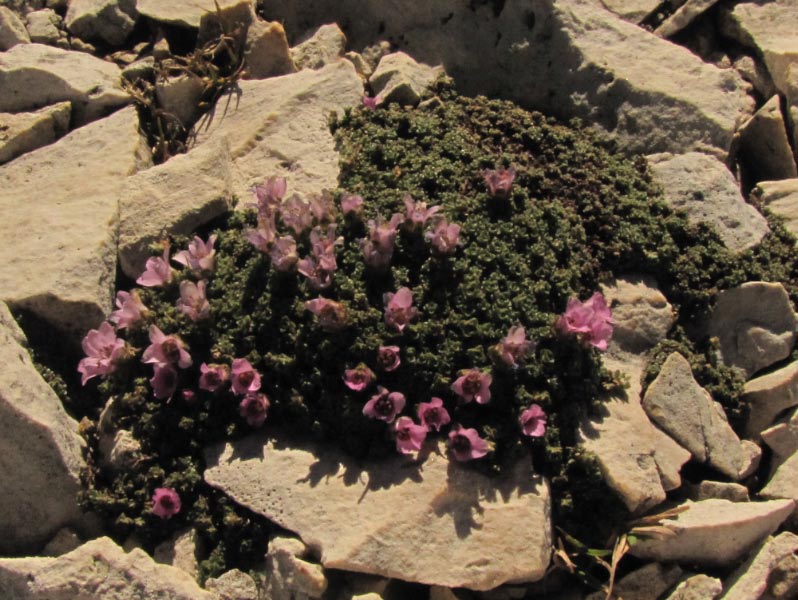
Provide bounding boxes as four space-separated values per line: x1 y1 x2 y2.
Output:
556 292 614 350
361 214 404 269
198 358 269 427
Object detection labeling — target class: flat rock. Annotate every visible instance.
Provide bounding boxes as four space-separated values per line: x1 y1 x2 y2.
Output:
65 0 138 47
0 43 130 126
0 300 85 554
291 23 347 70
738 95 797 184
743 362 798 440
0 6 30 49
629 498 795 567
0 101 70 165
0 536 214 599
204 433 552 591
760 450 798 503
25 8 66 47
647 152 769 253
756 178 798 237
761 407 798 475
708 282 797 379
194 60 362 202
0 106 151 336
585 563 683 600
118 138 233 278
691 480 750 502
655 0 721 39
136 0 253 29
244 18 296 79
723 532 798 600
643 353 748 479
369 51 444 106
663 574 722 600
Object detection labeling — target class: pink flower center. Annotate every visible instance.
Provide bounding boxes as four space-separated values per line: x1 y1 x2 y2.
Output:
397 428 410 441
160 369 177 389
159 496 174 510
378 350 394 368
238 371 254 387
162 339 181 363
206 372 222 387
321 305 342 325
375 395 395 417
245 401 263 416
462 373 482 396
425 408 440 424
451 434 471 454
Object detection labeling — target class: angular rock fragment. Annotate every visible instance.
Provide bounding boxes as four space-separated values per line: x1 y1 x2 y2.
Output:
25 8 67 47
154 528 202 580
655 0 722 39
205 569 259 600
0 101 70 165
243 18 296 79
755 178 798 237
743 362 798 439
65 0 138 47
761 407 798 475
291 23 347 70
662 574 722 600
136 0 253 29
722 532 798 600
600 275 674 354
585 563 683 600
204 433 552 591
0 6 30 50
760 450 798 503
265 536 328 600
370 51 444 106
733 56 777 100
155 74 205 127
691 480 750 502
738 96 797 184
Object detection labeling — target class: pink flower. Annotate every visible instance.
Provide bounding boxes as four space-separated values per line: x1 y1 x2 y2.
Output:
152 487 181 519
448 425 490 461
425 219 462 256
246 211 277 252
520 404 547 437
340 193 364 216
362 95 378 110
361 214 404 269
109 290 147 330
494 326 535 369
403 194 441 232
383 287 419 333
556 292 614 350
231 358 261 396
239 392 270 427
280 194 314 235
78 322 126 385
376 345 401 372
363 386 406 423
483 167 517 197
173 235 217 276
306 298 348 332
176 280 210 321
199 363 230 392
297 256 333 291
251 176 287 212
451 369 492 404
417 397 451 431
394 416 428 454
298 225 342 290
344 364 376 392
142 325 192 368
150 363 178 399
269 236 298 272
136 245 173 287
181 389 196 404
308 190 335 224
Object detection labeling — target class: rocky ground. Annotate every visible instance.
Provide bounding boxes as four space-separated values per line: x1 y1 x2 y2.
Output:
2 0 798 598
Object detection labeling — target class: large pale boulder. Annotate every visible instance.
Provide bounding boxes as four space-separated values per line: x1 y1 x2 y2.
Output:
737 96 797 184
0 537 214 599
0 43 130 126
0 301 85 554
722 532 798 600
755 178 798 237
204 433 552 591
65 0 138 47
743 362 798 440
0 101 70 165
0 106 151 336
647 152 769 253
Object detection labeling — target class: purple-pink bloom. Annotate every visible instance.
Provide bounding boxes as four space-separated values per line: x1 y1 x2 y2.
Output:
137 245 173 287
451 369 492 404
305 298 348 332
402 194 441 232
448 425 490 461
78 322 126 385
494 326 535 369
240 392 270 427
251 176 287 213
361 214 404 269
362 95 378 110
199 362 230 392
231 358 262 396
363 386 406 423
383 287 419 333
344 364 376 392
340 193 364 216
425 219 462 256
556 292 614 350
176 280 210 322
269 236 298 272
395 416 428 454
308 190 335 224
109 290 147 330
280 194 314 236
297 256 333 291
246 211 277 253
417 397 451 431
150 363 178 399
152 487 181 519
376 345 401 372
298 225 342 289
142 325 192 368
173 235 217 276
483 167 517 197
520 404 547 437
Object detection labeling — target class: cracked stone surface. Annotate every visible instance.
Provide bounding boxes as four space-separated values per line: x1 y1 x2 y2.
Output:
743 362 798 440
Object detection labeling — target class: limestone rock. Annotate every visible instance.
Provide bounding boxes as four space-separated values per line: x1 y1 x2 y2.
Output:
763 551 798 600
345 51 373 78
98 429 141 472
691 480 750 502
655 0 721 39
663 574 722 600
738 96 797 184
41 528 82 557
118 138 233 278
154 528 202 580
369 51 444 106
760 450 798 503
723 532 798 600
291 23 347 70
25 8 67 47
761 407 798 475
205 569 259 600
600 0 659 23
0 300 85 554
647 152 769 253
204 433 552 591
755 178 798 237
708 282 797 379
629 498 795 566
600 275 674 354
734 55 777 100
585 563 683 600
136 0 253 29
0 536 214 599
0 6 30 49
0 101 70 165
743 362 798 440
155 74 205 127
0 106 151 336
0 43 130 126
0 301 25 346
193 60 362 203
265 536 328 600
65 0 138 47
244 18 296 79
643 353 748 479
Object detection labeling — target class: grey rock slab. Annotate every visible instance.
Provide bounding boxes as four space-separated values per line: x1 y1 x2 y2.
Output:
205 569 259 600
761 407 798 475
0 6 30 49
629 498 795 567
204 433 552 591
643 352 748 479
193 60 362 203
25 8 66 46
136 0 253 29
663 574 722 600
65 0 138 47
647 152 769 253
244 18 296 79
760 450 798 503
722 532 798 600
0 300 85 554
585 563 684 600
369 51 444 106
0 101 70 165
0 536 214 599
291 23 347 70
691 480 750 502
744 362 798 440
0 106 151 337
756 178 798 237
709 282 797 379
0 43 130 126
656 0 721 39
118 137 233 278
738 95 798 184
